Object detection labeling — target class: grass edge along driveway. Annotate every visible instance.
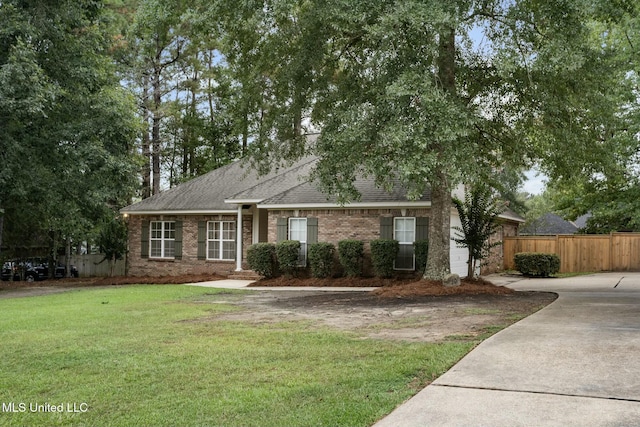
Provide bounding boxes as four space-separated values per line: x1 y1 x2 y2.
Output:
1 285 475 427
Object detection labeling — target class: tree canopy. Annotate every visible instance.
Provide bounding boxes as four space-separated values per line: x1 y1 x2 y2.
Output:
0 0 138 258
2 0 638 276
206 0 638 278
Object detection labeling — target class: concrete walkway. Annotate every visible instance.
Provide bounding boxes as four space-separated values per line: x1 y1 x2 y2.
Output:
374 272 640 426
185 279 377 292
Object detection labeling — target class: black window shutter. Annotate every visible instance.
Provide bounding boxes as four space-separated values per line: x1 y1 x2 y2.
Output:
174 221 183 260
141 220 150 258
416 217 429 241
276 217 288 242
197 221 207 260
380 217 393 239
307 217 318 244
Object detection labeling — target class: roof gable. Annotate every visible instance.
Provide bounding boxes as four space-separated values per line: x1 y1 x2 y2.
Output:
121 157 314 213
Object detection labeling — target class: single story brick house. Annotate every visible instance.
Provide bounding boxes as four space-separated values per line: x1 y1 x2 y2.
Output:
120 156 524 277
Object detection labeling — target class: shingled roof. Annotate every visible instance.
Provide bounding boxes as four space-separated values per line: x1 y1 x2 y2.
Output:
519 212 578 235
120 157 317 214
121 152 523 222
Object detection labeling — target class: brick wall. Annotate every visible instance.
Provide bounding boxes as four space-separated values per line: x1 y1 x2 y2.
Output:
126 214 252 277
481 221 519 275
268 208 431 276
125 208 517 278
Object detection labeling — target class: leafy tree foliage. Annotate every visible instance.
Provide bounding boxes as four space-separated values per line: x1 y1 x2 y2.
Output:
541 7 640 233
0 0 138 259
453 185 505 278
119 0 243 197
208 0 637 279
97 217 128 276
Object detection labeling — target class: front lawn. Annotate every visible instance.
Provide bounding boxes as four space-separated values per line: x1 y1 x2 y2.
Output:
0 285 473 426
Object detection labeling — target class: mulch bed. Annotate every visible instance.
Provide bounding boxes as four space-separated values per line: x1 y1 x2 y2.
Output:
252 275 514 297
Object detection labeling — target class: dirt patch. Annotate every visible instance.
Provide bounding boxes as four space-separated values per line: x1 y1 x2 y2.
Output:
207 289 557 343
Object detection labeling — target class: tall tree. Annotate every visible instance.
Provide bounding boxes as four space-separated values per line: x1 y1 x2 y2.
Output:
119 0 243 195
0 0 138 262
213 0 637 280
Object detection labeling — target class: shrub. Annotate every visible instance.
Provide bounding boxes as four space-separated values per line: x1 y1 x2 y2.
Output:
370 239 399 278
247 243 277 278
414 240 429 274
308 242 335 278
275 240 301 277
514 252 560 277
338 240 364 277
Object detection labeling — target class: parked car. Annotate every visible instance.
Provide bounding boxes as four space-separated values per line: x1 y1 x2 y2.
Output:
1 260 79 282
25 262 79 282
1 262 21 281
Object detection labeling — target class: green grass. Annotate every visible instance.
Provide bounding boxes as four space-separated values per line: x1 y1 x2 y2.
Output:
0 285 474 427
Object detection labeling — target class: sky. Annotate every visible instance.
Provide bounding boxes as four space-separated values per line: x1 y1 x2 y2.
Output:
522 169 547 195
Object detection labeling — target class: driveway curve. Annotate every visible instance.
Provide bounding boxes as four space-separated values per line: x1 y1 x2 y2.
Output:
374 273 640 427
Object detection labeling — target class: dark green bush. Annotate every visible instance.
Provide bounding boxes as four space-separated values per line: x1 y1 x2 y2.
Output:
275 240 301 277
414 240 429 273
247 243 276 278
514 252 560 277
338 240 364 277
308 242 335 278
370 239 399 278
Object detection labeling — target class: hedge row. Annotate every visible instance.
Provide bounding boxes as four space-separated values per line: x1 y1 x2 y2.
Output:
247 239 429 279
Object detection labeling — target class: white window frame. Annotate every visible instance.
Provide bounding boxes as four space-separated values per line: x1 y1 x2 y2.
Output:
207 221 236 261
288 218 307 267
149 221 176 259
394 217 416 270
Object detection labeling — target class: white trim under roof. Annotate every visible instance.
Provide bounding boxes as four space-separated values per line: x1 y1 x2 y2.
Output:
498 211 527 223
120 209 239 216
257 201 433 209
223 198 264 204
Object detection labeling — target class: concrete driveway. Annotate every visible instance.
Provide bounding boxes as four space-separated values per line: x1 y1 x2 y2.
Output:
374 273 640 427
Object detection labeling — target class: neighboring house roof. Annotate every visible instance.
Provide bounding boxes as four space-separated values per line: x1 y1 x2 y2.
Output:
520 212 578 235
573 213 592 230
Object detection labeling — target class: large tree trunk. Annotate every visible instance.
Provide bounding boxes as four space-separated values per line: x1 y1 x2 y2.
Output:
423 171 452 280
141 75 152 199
423 27 457 281
152 64 162 196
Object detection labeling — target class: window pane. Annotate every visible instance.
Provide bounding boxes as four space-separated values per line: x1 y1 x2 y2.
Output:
223 222 235 240
164 222 175 239
394 218 415 243
151 222 162 238
207 222 215 240
289 218 307 242
209 244 220 260
164 240 175 258
395 244 415 270
394 218 415 269
298 242 307 266
223 241 235 260
150 241 162 258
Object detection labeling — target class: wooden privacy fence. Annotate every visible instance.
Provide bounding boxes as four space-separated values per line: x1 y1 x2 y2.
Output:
504 233 640 273
60 254 126 277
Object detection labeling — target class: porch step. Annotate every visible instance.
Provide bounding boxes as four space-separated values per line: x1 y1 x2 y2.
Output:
227 270 263 281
